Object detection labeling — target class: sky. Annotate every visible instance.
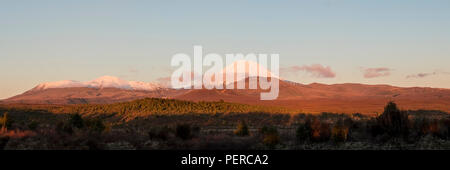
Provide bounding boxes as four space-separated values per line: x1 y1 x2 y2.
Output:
1 0 450 99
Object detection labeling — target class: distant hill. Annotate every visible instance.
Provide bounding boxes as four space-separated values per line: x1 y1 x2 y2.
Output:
174 78 450 114
0 98 295 122
3 76 450 114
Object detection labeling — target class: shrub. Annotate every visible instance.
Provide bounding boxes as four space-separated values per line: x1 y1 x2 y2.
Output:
344 117 354 128
310 118 321 141
56 121 73 135
148 126 171 141
260 126 277 135
27 121 39 130
0 112 12 131
296 123 311 143
369 119 383 137
309 118 331 142
85 118 106 134
297 117 313 142
176 124 192 140
319 122 331 142
192 126 201 137
69 114 84 129
415 119 448 139
332 119 349 143
413 118 436 137
260 126 280 149
376 102 409 137
234 121 250 136
263 133 280 149
444 118 450 138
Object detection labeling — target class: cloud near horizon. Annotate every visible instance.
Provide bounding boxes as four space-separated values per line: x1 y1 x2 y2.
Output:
362 67 391 78
281 64 336 78
406 71 450 79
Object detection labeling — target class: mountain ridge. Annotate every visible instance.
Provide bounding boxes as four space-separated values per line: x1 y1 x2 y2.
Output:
2 76 450 114
30 75 163 92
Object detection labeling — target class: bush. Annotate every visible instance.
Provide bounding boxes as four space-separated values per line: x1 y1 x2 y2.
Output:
0 112 12 131
260 126 280 148
234 121 250 136
260 126 278 135
310 118 331 142
319 122 331 142
27 121 39 130
444 119 450 138
56 121 73 135
69 114 84 129
376 102 409 137
85 118 106 134
192 126 201 137
296 123 311 143
369 119 383 137
176 124 192 140
148 126 171 141
263 133 280 149
332 119 349 143
413 118 448 139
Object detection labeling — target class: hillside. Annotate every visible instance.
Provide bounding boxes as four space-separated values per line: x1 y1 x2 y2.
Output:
174 79 450 114
0 98 295 122
3 77 450 114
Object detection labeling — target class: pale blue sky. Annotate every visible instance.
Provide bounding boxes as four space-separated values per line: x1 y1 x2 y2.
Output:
1 0 450 99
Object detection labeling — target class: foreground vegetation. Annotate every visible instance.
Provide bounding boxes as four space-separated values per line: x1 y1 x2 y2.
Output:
0 98 449 150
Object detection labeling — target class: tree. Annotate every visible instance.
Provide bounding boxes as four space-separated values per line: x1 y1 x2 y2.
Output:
377 101 409 137
0 112 11 132
234 121 250 136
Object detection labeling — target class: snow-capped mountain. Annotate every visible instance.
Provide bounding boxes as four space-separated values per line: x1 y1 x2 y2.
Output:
186 60 280 88
29 60 279 91
219 60 279 79
3 74 450 114
31 76 163 91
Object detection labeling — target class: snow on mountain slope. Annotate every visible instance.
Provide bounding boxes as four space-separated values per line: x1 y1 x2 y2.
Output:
193 60 280 88
32 80 85 91
219 60 279 80
31 76 162 91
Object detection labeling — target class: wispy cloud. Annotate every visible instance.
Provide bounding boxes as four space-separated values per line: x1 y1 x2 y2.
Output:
362 67 391 78
281 64 336 78
129 68 139 73
406 71 449 79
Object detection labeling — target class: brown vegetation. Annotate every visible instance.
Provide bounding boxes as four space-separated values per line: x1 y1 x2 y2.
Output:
0 99 449 150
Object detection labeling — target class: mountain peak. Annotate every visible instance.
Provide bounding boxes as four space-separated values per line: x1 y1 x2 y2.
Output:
220 60 278 79
88 76 130 89
93 75 123 81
